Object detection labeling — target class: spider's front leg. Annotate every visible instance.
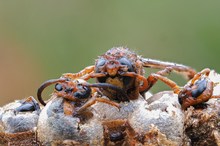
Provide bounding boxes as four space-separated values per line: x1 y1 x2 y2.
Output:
84 83 129 101
63 69 108 81
76 93 120 114
137 67 180 94
62 65 95 80
119 68 173 93
63 100 75 116
190 68 210 84
119 72 148 93
147 73 181 94
140 58 197 79
75 82 130 114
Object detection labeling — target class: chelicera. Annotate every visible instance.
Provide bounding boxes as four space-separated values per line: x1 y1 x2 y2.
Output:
37 78 123 115
150 68 220 109
63 47 196 102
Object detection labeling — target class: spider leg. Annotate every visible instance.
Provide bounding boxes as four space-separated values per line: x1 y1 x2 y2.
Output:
140 58 197 79
149 73 181 94
211 95 220 99
200 68 211 75
119 72 148 93
84 83 129 101
190 68 210 84
62 65 95 80
83 72 107 80
55 91 77 101
140 67 181 94
76 95 120 114
63 100 75 116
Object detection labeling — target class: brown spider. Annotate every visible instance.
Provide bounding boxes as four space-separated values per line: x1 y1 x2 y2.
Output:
63 47 196 102
37 78 123 115
150 68 220 109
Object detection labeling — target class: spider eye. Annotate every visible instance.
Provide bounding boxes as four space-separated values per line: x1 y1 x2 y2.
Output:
55 83 63 91
118 57 134 72
95 58 106 73
96 58 106 67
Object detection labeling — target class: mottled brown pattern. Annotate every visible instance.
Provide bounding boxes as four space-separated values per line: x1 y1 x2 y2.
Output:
184 100 220 146
1 130 41 146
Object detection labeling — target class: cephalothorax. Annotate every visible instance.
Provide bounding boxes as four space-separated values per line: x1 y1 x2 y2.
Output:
150 68 220 109
63 47 196 102
37 78 122 115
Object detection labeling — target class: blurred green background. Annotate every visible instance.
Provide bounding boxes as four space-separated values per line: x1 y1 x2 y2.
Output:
0 1 220 106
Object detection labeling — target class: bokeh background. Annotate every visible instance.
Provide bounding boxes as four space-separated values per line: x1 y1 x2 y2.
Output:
0 1 220 106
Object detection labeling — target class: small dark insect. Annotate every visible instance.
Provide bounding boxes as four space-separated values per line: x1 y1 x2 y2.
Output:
102 119 137 145
15 96 40 112
37 78 123 115
0 96 40 145
63 47 196 102
150 68 220 109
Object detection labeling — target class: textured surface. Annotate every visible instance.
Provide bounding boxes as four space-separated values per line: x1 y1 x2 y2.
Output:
184 100 220 146
0 99 40 145
184 70 220 146
1 70 220 145
84 91 184 145
130 91 184 145
37 97 103 145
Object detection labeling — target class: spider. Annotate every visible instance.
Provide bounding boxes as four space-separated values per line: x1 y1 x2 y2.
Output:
63 47 196 102
37 78 123 115
149 68 220 109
